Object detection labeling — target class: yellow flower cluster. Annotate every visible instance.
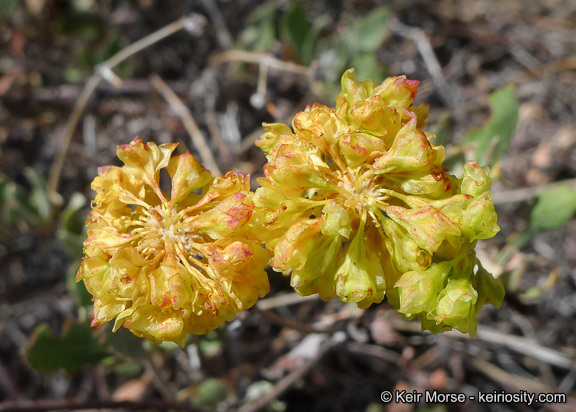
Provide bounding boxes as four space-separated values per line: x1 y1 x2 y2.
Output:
77 138 269 346
255 69 503 336
78 70 504 342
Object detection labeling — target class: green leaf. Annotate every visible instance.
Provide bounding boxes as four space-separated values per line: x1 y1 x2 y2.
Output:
443 151 466 179
300 14 330 66
472 260 505 310
66 260 93 307
242 381 287 412
0 0 18 21
347 7 389 53
530 184 576 233
465 85 518 166
0 174 43 226
193 379 229 409
198 330 223 356
25 322 110 374
429 111 451 146
70 0 95 13
512 184 576 248
247 1 278 25
365 403 386 412
280 2 312 63
64 67 84 84
350 53 385 85
238 1 278 52
103 324 147 360
58 192 87 259
318 39 349 83
61 192 86 233
25 168 52 222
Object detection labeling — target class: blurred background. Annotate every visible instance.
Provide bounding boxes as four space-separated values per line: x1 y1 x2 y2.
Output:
1 0 576 411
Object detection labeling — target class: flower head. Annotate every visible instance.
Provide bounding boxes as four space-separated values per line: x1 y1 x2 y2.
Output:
255 69 503 336
77 138 269 346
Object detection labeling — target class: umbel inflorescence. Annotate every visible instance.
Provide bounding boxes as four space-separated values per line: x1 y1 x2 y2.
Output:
255 69 503 336
77 69 503 344
77 139 269 346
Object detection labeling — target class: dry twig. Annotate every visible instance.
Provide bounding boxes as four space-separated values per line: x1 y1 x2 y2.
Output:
150 74 222 175
256 292 319 311
391 319 575 370
235 333 345 412
492 177 576 205
470 358 568 398
47 14 206 206
389 18 455 107
215 50 312 75
199 0 234 50
473 326 575 369
256 307 338 334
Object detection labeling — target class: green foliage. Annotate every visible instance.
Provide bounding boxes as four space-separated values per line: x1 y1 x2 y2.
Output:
281 2 330 65
238 3 389 92
364 403 385 412
429 111 452 147
318 7 388 85
529 185 576 232
57 192 87 259
349 53 383 87
242 381 286 412
513 184 576 248
198 330 223 356
63 67 85 84
25 320 151 375
346 8 390 54
54 10 105 41
415 407 448 412
0 169 51 227
103 324 147 360
0 0 18 21
238 2 278 52
0 169 88 259
465 86 519 167
66 261 93 307
280 2 311 62
25 322 110 374
26 168 52 222
192 379 230 410
54 7 133 78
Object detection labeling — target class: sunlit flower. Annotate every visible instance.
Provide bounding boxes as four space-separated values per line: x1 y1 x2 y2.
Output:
255 69 503 336
77 138 269 346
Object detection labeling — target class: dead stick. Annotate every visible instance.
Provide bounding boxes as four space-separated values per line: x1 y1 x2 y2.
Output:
235 333 344 412
150 74 221 175
389 19 455 107
256 307 338 334
48 14 204 206
215 50 311 75
492 177 576 205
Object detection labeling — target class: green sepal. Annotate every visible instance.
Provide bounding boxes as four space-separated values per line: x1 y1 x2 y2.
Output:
335 217 386 308
395 260 456 315
291 234 341 301
472 258 505 311
432 275 479 337
384 205 461 255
